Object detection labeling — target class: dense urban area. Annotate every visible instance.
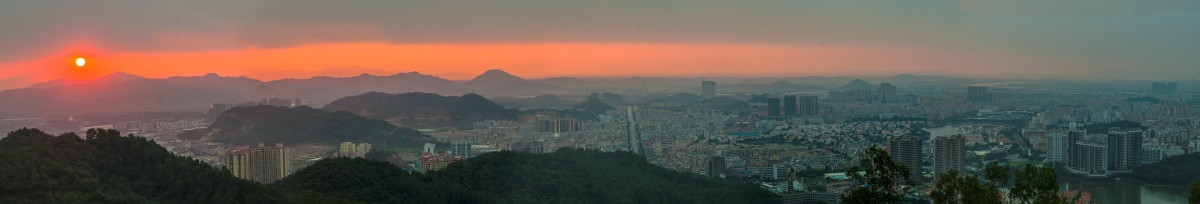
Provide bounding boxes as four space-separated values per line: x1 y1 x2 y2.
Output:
2 70 1198 203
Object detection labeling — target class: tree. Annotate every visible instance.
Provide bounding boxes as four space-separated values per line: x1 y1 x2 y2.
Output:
931 164 1067 204
1190 182 1199 204
1011 164 1066 204
842 147 911 204
930 170 1002 204
984 162 1009 186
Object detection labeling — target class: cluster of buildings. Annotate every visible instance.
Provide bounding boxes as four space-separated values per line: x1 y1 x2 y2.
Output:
338 142 372 157
109 118 205 134
225 142 290 183
1047 130 1144 177
764 95 819 117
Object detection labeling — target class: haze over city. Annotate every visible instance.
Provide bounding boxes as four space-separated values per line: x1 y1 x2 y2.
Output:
1 1 1199 204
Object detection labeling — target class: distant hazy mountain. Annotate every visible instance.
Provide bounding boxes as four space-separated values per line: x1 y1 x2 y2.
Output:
185 105 432 149
265 72 468 105
466 69 561 96
23 71 146 90
836 79 877 91
322 92 519 129
0 71 472 116
0 73 239 115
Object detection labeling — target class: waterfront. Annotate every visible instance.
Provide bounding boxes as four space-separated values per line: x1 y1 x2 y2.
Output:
1059 177 1189 204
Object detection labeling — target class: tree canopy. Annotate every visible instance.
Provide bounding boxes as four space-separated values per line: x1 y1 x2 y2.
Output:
842 146 912 204
0 128 288 203
930 163 1068 204
3 128 775 203
322 92 520 128
194 105 433 149
276 149 780 203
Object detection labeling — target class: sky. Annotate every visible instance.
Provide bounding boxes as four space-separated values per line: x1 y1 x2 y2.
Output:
1 0 1199 90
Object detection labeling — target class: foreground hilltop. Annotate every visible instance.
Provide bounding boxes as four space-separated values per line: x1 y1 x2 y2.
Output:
0 128 776 203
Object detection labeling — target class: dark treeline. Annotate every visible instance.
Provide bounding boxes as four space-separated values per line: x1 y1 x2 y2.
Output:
278 149 779 203
2 128 775 203
0 128 286 203
182 105 432 149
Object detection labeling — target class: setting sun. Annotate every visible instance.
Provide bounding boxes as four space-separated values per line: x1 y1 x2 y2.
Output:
75 57 85 67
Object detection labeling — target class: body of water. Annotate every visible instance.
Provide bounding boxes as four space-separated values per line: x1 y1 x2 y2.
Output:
1059 177 1189 204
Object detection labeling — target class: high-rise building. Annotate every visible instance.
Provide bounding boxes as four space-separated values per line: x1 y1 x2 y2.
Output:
706 156 726 178
933 135 965 181
1066 131 1085 170
799 95 819 117
1046 130 1070 163
1074 142 1107 176
1106 131 1142 172
767 98 781 117
423 143 437 154
783 95 798 116
702 81 716 99
626 107 643 155
878 83 897 103
451 141 473 158
1152 82 1179 94
966 86 991 102
888 135 923 185
226 142 290 183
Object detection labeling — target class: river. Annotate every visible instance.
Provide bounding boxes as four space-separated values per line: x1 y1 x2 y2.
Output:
1059 177 1189 204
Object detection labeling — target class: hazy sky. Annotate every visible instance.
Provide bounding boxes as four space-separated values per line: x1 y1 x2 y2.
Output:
1 0 1198 89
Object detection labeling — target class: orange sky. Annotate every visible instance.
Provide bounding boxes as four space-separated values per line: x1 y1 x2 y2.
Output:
0 41 1067 89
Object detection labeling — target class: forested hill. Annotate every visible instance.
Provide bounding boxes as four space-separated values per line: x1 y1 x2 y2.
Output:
1123 152 1200 186
184 105 433 149
2 128 776 203
0 128 287 203
274 149 780 203
322 92 520 128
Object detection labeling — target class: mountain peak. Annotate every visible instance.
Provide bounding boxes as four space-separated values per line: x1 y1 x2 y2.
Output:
468 69 525 85
836 79 876 91
102 72 145 80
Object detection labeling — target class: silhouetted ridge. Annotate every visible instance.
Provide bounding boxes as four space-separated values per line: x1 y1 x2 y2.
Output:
322 92 519 128
191 105 431 149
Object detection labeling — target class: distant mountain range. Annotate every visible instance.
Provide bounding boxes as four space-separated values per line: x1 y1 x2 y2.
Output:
0 69 546 116
0 70 964 117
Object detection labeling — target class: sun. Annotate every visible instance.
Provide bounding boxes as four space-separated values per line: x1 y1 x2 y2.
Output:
75 57 86 67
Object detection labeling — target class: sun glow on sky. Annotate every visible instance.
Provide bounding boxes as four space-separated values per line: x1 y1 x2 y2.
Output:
0 41 1070 90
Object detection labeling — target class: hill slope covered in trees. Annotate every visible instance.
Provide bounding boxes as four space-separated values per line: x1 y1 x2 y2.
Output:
3 129 775 203
322 92 519 128
275 149 779 203
183 105 433 149
0 128 287 203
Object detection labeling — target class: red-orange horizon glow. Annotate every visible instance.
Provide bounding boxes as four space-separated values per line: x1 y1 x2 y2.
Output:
0 41 1070 89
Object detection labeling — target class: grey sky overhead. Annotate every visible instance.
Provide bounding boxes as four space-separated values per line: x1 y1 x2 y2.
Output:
1 0 1198 85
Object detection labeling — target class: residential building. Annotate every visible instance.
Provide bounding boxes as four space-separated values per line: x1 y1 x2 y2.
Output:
888 135 923 185
933 135 965 181
226 142 289 183
702 81 716 99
